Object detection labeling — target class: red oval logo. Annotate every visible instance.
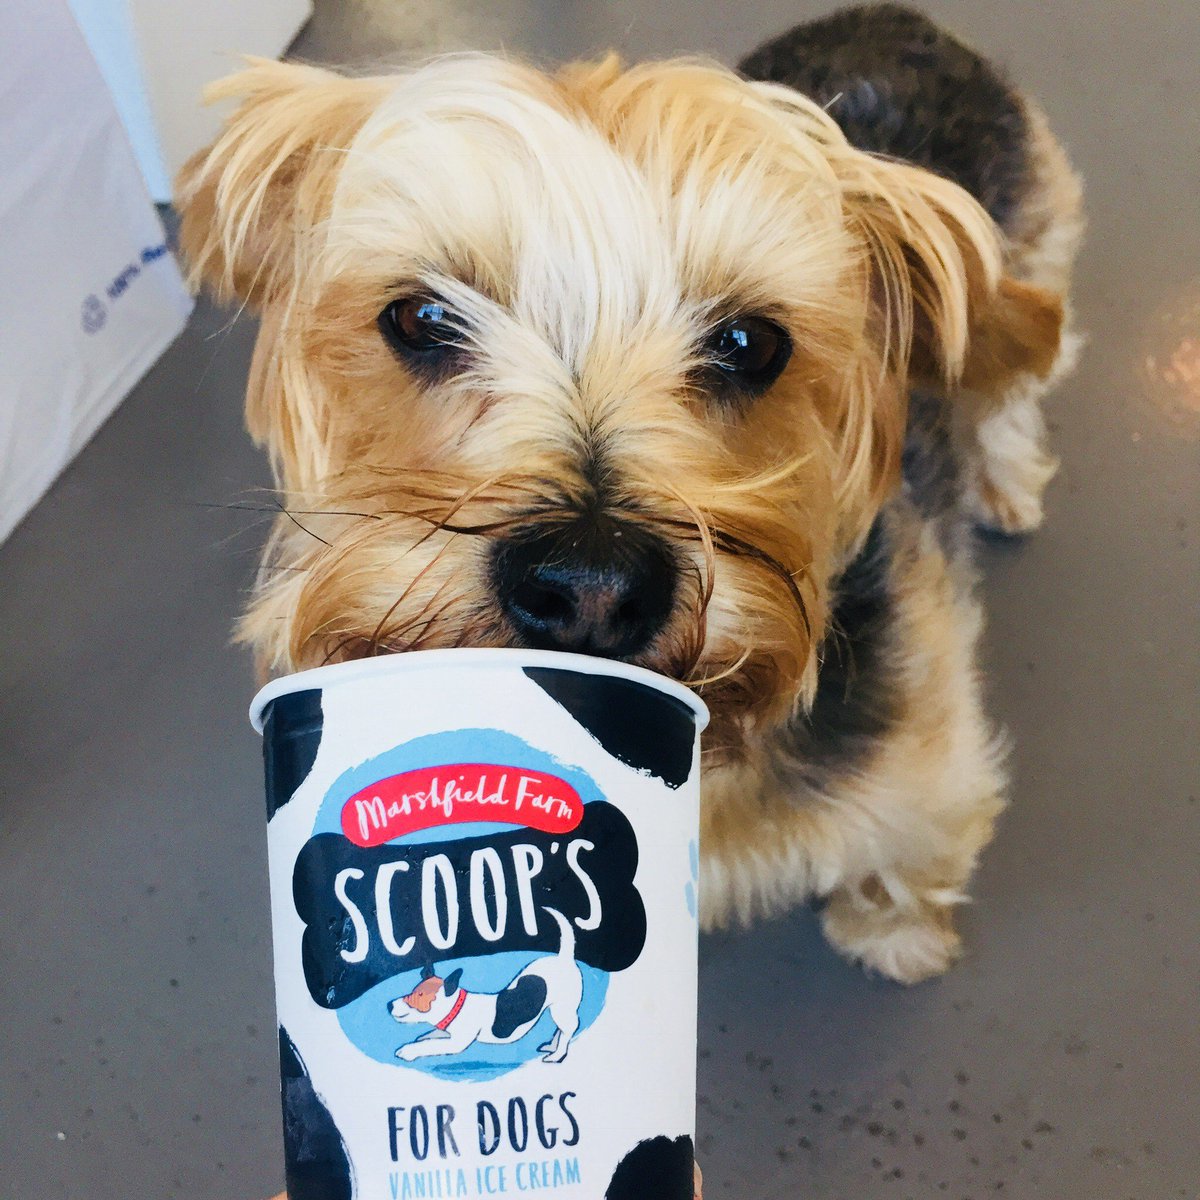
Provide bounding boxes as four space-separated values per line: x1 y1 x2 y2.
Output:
340 764 585 847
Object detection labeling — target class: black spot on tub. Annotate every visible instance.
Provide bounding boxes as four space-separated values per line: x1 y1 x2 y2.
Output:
262 689 323 819
279 1026 353 1200
523 669 695 788
491 975 548 1040
606 1134 694 1200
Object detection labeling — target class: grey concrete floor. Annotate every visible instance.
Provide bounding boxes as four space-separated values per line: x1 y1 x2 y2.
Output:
2 2 1198 1198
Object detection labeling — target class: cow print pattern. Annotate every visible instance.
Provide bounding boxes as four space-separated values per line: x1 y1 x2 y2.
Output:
524 668 696 788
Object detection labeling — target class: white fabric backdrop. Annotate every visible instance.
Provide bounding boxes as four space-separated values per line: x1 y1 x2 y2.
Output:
0 0 193 546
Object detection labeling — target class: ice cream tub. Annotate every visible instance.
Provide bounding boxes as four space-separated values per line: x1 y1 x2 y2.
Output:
250 649 709 1200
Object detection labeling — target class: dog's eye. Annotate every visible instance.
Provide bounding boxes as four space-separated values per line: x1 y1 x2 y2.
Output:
703 316 792 398
378 296 465 360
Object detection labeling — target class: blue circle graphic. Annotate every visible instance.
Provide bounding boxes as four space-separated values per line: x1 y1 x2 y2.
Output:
312 728 612 1082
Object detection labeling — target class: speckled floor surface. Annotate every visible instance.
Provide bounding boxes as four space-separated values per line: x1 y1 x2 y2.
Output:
2 3 1197 1198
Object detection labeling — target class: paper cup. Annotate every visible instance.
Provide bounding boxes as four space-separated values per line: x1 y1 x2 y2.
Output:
250 649 708 1200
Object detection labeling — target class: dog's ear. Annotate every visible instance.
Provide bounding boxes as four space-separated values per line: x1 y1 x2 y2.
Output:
834 150 1066 390
443 969 463 997
834 150 1063 534
741 82 1065 538
957 275 1065 393
177 60 387 490
176 58 385 307
420 964 437 982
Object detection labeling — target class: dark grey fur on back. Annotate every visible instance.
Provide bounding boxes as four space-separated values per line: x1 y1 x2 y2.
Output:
789 515 897 779
747 8 1002 780
739 3 1030 229
789 398 971 786
901 389 971 563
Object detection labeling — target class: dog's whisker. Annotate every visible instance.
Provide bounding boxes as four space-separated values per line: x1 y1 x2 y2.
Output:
702 454 815 496
372 564 466 655
366 541 460 652
379 509 556 538
198 501 384 520
272 502 334 547
685 643 755 689
403 472 523 552
193 501 371 517
636 505 813 642
654 485 718 677
709 529 813 642
384 593 468 654
676 559 712 680
319 633 366 666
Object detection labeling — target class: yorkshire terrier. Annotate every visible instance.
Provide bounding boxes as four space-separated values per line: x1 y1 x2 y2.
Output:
181 4 1082 999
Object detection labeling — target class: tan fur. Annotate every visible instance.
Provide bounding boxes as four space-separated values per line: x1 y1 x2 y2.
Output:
178 52 1080 984
955 97 1085 533
699 500 1005 982
1006 100 1087 293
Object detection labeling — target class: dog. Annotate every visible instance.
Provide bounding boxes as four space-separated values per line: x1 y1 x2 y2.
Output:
180 4 1083 991
389 908 584 1063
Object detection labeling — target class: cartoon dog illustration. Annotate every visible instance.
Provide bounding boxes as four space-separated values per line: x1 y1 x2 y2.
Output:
390 908 584 1064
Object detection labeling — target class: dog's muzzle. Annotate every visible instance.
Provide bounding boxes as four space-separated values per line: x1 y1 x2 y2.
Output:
491 513 677 658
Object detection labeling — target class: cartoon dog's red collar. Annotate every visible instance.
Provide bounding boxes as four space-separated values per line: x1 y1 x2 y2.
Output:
436 989 468 1031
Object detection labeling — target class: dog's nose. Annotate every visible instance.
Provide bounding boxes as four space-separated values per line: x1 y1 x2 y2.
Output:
492 514 677 658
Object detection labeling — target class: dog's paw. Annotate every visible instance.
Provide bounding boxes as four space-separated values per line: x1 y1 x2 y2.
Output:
821 884 962 985
964 401 1060 536
396 1042 420 1061
966 469 1051 536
